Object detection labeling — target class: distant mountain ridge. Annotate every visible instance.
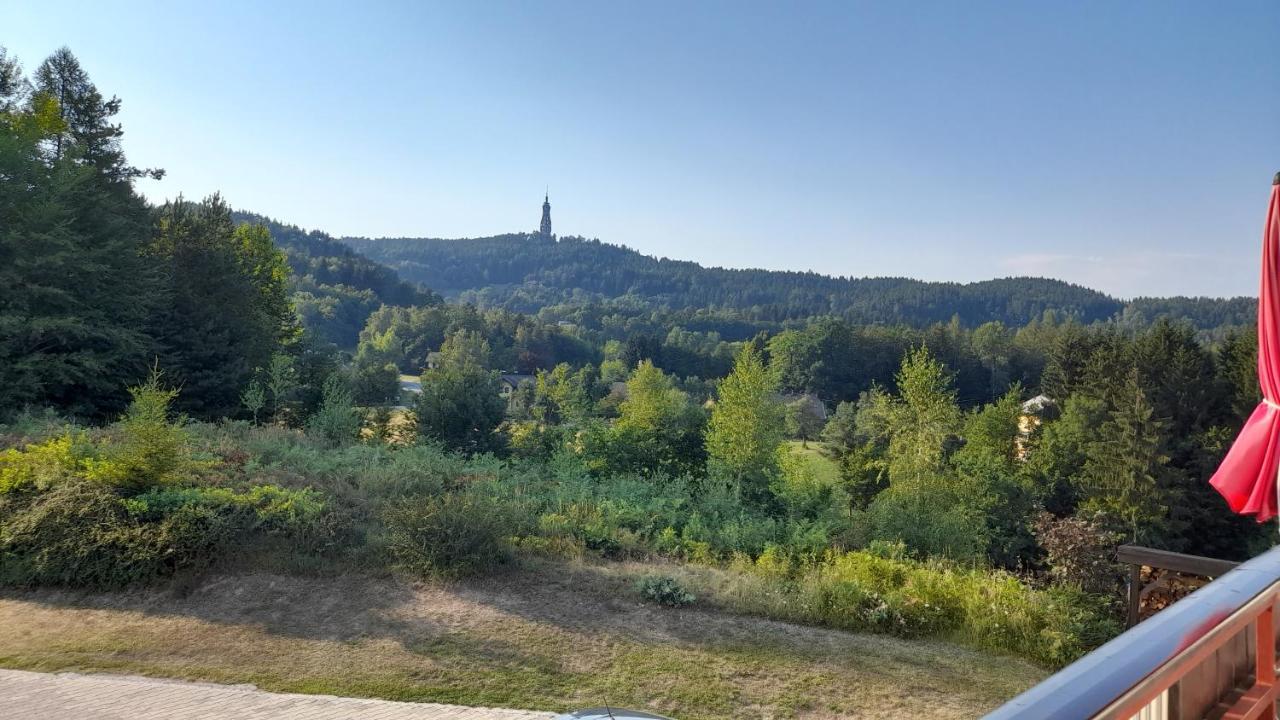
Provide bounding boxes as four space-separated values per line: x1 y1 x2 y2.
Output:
340 231 1255 329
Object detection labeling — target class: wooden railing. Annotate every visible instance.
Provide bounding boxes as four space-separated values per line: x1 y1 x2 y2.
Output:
985 544 1280 720
1118 545 1240 628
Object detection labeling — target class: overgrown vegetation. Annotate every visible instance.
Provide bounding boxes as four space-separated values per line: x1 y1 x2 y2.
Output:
0 44 1266 684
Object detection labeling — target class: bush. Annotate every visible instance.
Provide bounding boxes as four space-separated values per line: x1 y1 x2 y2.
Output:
638 575 695 606
778 549 1117 666
83 372 209 493
1033 511 1122 594
0 481 240 588
383 493 514 578
0 433 95 494
306 373 361 448
123 484 328 535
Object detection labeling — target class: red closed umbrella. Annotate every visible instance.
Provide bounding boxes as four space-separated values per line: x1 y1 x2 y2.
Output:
1211 173 1280 522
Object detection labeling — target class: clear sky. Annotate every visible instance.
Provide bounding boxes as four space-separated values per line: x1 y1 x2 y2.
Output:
3 1 1278 298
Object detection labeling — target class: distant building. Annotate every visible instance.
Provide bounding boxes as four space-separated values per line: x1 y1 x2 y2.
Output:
425 351 443 371
499 373 536 398
539 193 552 238
1016 394 1058 459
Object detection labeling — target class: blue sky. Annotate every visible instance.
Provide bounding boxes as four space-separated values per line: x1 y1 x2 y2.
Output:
3 1 1277 298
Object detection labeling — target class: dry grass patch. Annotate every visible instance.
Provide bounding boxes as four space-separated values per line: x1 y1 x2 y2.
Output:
0 560 1043 719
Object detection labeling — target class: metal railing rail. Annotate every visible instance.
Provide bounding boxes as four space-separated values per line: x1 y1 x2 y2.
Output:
984 544 1280 720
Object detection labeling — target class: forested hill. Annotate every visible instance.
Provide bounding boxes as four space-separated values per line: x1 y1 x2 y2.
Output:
341 232 1248 328
232 212 440 345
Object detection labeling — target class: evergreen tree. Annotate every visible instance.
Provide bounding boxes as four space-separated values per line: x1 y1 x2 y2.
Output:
306 372 361 447
32 47 157 181
0 50 157 418
149 196 287 419
1078 372 1170 544
0 48 26 111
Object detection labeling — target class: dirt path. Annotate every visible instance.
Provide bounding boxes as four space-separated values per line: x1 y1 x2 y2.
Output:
0 564 1044 719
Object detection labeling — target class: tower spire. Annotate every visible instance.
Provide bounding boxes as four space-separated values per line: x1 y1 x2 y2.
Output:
539 191 552 238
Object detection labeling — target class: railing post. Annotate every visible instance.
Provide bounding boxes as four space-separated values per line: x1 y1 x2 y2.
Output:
1128 562 1142 628
1257 605 1276 718
1224 603 1279 720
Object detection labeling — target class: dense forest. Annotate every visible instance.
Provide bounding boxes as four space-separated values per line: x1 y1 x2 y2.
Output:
230 211 440 346
343 232 1255 331
0 46 1269 678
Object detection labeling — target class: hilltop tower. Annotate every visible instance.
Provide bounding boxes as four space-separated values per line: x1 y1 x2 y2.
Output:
539 192 552 238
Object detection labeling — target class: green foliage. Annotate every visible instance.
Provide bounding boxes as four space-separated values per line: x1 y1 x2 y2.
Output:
0 480 238 588
415 331 507 454
232 212 439 348
0 48 157 419
241 379 266 424
1077 372 1170 543
866 475 990 563
784 396 825 443
83 371 207 493
533 363 595 425
592 361 706 477
0 432 94 494
306 373 361 448
383 493 514 578
884 346 962 483
638 575 695 606
264 352 298 423
706 345 784 504
348 234 1133 329
734 549 1119 667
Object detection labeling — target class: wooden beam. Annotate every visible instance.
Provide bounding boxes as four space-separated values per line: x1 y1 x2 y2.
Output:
1127 562 1142 628
1117 544 1240 578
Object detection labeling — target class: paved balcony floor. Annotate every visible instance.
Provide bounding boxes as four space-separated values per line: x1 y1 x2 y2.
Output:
0 669 558 720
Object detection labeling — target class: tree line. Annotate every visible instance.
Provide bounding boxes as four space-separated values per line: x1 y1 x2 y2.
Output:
343 232 1253 331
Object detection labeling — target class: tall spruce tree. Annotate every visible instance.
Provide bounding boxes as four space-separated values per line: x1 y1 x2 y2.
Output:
0 47 158 419
149 197 294 419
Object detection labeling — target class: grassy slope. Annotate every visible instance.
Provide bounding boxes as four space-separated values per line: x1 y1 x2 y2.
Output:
785 441 842 488
0 560 1042 720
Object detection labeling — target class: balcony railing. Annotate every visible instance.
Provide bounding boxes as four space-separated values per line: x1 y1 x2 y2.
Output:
984 544 1280 720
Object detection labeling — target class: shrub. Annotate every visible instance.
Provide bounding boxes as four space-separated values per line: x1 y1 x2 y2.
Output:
0 432 95 494
123 484 327 535
0 481 239 588
84 373 210 493
638 575 695 606
306 373 361 448
784 549 1117 665
383 493 514 578
1032 511 1122 594
866 477 989 563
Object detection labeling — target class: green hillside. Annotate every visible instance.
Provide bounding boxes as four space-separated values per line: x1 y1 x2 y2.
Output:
342 232 1254 330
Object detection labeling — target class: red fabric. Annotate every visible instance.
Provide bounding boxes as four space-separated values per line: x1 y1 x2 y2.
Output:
1211 180 1280 522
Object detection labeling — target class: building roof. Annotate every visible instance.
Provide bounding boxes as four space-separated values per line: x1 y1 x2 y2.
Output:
1021 394 1056 414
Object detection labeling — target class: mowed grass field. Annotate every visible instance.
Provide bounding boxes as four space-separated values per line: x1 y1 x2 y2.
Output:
0 560 1043 720
785 441 842 488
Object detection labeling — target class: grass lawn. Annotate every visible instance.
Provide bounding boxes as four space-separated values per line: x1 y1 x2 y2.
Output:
0 560 1042 719
786 441 842 487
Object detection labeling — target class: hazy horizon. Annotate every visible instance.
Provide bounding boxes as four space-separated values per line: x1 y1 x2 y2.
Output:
4 0 1278 298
